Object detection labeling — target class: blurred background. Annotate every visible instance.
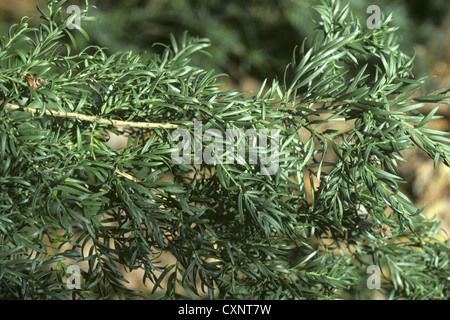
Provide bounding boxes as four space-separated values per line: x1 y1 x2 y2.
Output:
0 0 449 297
1 0 450 89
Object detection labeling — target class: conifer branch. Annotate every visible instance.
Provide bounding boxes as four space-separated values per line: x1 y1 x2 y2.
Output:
3 103 187 129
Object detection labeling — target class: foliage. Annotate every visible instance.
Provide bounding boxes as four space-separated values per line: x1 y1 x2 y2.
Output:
0 0 449 299
82 0 450 83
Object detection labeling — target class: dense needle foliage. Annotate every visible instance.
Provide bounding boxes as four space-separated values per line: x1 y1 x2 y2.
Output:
0 0 448 299
84 0 450 84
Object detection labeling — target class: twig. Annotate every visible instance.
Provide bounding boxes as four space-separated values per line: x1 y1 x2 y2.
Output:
3 103 189 129
114 168 137 182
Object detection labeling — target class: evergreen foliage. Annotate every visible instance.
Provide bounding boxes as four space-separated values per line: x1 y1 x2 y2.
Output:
83 0 450 83
0 0 448 299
